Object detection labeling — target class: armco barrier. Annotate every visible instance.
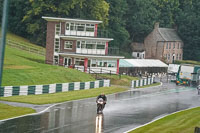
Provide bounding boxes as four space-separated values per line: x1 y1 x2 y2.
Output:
0 80 110 97
131 77 155 88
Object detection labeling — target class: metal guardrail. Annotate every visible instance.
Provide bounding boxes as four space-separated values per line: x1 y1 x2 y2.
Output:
6 39 45 56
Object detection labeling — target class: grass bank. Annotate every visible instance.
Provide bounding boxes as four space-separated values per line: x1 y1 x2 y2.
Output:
0 86 128 104
129 107 200 133
175 60 200 65
2 46 95 86
0 103 35 120
94 74 139 86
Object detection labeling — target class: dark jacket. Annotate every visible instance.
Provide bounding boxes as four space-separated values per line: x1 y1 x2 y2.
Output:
96 95 107 102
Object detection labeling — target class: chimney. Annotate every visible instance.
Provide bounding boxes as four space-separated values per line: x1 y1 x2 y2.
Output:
154 22 160 29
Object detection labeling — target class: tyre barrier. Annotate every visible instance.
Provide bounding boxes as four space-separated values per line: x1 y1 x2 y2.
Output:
131 77 155 88
0 80 110 97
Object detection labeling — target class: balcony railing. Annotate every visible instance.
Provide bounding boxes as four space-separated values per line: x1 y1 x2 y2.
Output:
75 47 119 56
62 29 110 38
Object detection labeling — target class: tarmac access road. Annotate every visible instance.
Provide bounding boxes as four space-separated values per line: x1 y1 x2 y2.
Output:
0 82 199 133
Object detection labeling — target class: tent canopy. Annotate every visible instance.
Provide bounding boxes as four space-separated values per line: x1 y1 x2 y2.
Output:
120 59 168 68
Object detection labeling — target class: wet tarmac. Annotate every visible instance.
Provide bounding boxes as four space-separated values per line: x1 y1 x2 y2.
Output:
0 82 200 133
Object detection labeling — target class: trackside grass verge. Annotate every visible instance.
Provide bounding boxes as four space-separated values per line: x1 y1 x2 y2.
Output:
3 46 95 86
93 74 139 86
136 82 161 88
0 86 128 105
129 107 200 133
0 103 35 120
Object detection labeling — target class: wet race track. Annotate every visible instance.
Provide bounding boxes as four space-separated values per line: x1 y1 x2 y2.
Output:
0 82 200 133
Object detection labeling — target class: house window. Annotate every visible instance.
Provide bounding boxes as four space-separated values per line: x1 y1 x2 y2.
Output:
168 54 170 60
178 43 180 49
64 41 73 49
173 42 175 49
54 38 60 52
169 43 171 49
166 43 168 49
179 54 182 60
55 23 61 35
176 54 179 60
180 43 183 49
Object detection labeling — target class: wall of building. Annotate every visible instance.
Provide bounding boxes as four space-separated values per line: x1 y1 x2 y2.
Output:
60 39 76 53
163 41 183 63
144 23 164 59
46 21 58 64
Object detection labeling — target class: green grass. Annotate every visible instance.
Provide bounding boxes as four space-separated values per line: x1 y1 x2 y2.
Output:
136 82 161 88
0 103 35 120
2 46 95 86
129 107 200 133
6 31 45 50
175 60 200 65
94 74 139 86
0 86 128 104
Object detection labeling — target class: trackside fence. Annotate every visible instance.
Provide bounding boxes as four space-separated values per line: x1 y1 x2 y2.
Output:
131 77 155 88
0 80 110 97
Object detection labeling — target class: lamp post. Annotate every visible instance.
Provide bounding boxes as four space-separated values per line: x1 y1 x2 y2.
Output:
0 0 9 87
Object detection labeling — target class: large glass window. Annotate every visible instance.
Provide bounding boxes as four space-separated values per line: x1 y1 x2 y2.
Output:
86 24 95 32
91 59 97 67
77 41 81 48
70 23 75 31
64 41 73 49
66 23 69 30
75 58 84 66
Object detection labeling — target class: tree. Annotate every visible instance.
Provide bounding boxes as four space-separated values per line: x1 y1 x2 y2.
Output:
22 0 109 46
175 0 200 60
126 0 159 42
105 0 130 51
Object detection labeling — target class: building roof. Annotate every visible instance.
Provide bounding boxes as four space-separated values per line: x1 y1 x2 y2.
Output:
158 28 182 41
42 16 102 24
119 59 168 68
60 35 113 42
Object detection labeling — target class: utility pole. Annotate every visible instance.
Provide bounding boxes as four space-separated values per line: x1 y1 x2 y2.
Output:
0 0 9 87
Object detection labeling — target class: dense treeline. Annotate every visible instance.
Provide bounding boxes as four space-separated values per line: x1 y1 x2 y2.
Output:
0 0 199 60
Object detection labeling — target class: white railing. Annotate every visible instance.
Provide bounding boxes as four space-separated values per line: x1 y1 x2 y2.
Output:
6 39 45 56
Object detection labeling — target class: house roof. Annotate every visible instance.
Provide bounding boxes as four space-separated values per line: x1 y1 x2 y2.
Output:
42 16 102 24
158 28 182 41
119 59 168 68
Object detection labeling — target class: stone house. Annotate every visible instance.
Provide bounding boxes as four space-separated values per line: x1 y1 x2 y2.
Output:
144 22 183 63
